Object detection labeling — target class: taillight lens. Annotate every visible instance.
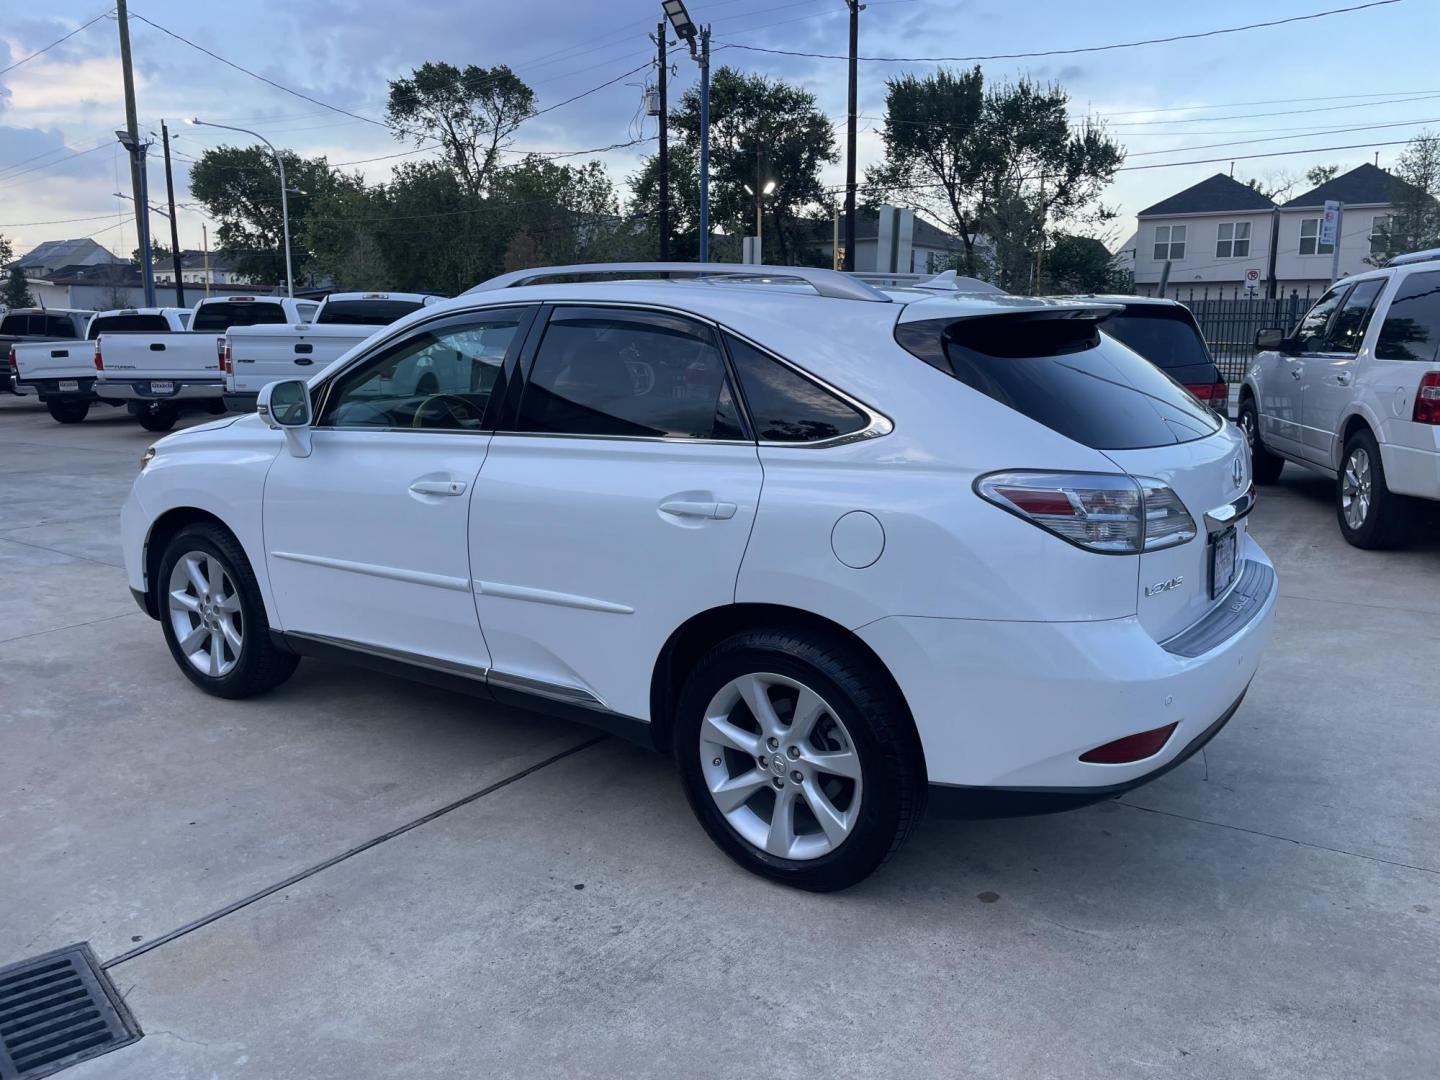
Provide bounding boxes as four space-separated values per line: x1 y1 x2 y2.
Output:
219 339 231 374
977 471 1197 554
93 341 103 370
1414 372 1440 425
1185 381 1228 405
6 347 15 374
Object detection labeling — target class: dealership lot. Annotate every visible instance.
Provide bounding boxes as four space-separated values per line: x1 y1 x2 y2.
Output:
2 395 1437 1079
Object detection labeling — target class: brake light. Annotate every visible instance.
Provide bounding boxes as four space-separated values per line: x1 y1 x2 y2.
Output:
1414 372 1440 425
976 471 1197 554
218 338 231 374
1185 381 1228 404
6 347 15 374
93 340 103 370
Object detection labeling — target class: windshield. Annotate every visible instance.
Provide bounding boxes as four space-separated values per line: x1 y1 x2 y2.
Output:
896 312 1222 450
316 300 425 325
191 302 287 332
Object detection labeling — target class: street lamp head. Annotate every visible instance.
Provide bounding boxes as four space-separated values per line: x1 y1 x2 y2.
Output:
186 117 202 126
762 180 777 195
662 0 697 43
115 128 134 149
743 184 754 195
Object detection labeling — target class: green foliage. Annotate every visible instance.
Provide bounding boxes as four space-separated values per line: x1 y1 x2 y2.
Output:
0 233 12 268
1369 133 1440 266
386 62 535 195
866 66 1124 288
3 264 34 309
1042 233 1128 294
1306 164 1341 187
132 241 172 264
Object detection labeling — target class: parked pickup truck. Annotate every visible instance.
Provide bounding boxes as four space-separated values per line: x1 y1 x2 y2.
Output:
221 292 441 410
95 294 319 431
10 309 192 423
1 308 95 394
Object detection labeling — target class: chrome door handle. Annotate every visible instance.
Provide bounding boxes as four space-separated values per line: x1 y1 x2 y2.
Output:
1290 368 1302 379
1336 371 1353 386
410 479 467 496
659 500 737 520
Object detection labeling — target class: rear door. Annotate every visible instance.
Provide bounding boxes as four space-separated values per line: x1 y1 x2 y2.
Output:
1301 277 1385 466
469 305 762 721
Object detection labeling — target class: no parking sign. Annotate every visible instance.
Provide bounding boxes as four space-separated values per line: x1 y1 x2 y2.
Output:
1244 268 1261 292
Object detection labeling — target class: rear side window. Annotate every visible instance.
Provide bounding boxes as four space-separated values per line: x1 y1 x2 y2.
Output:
0 314 30 335
36 315 79 337
88 314 173 336
519 308 743 440
1098 307 1214 372
191 302 287 332
1375 270 1440 362
896 313 1221 450
316 300 425 325
724 333 868 443
1324 279 1385 353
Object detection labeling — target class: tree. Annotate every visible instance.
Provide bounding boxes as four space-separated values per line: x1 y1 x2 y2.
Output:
1306 164 1341 187
642 67 837 264
629 143 703 260
387 62 535 196
867 67 1124 288
189 145 346 285
1042 233 1128 293
1369 133 1440 265
3 265 34 309
0 233 12 269
1245 171 1299 203
132 241 172 264
493 155 631 267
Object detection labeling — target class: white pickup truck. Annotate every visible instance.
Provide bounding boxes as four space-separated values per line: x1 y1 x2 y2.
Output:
96 294 319 431
10 309 190 423
221 292 441 410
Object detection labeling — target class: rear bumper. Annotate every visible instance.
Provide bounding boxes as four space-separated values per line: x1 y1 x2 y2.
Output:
857 533 1278 790
1379 440 1440 500
16 376 101 400
98 379 225 402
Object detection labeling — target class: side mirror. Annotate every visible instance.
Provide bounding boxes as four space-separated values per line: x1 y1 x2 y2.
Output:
257 379 313 457
1254 327 1293 354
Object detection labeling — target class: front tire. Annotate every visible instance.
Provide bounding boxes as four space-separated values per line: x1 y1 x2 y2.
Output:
673 628 924 892
1238 396 1284 484
46 398 91 424
157 524 299 698
138 401 178 432
1337 428 1410 549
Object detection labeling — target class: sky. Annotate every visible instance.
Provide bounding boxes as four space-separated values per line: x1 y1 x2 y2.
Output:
1 0 1437 264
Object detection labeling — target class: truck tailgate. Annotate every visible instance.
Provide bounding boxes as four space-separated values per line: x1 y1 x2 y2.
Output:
227 324 372 394
97 333 224 381
14 340 93 381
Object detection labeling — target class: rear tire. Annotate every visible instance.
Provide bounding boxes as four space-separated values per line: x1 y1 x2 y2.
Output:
156 523 300 698
1238 396 1284 484
138 401 178 432
1337 427 1411 549
673 627 924 892
46 398 90 424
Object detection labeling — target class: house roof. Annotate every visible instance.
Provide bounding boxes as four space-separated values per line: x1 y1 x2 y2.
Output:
1137 173 1277 217
14 238 122 268
1281 163 1419 209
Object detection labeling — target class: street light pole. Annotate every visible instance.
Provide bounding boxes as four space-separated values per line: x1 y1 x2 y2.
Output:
697 24 711 263
188 118 294 296
843 0 863 273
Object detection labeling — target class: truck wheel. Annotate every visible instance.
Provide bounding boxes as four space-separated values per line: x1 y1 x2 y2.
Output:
1337 428 1411 550
46 398 91 424
138 401 178 432
157 523 299 698
673 628 925 892
1238 397 1284 484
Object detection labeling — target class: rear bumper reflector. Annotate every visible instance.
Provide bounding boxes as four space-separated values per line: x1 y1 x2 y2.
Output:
1079 722 1178 764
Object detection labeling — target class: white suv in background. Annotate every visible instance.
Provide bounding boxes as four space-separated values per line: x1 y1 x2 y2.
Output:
122 263 1277 891
1241 248 1440 548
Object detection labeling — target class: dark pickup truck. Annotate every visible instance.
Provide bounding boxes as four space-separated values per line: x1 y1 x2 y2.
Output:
1 309 95 394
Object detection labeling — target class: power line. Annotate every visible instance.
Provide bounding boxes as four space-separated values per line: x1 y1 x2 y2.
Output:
1072 88 1440 121
719 0 1405 61
0 7 114 77
0 141 113 191
1123 116 1440 158
0 212 128 228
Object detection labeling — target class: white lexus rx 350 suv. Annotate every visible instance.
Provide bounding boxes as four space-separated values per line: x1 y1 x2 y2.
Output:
122 264 1278 891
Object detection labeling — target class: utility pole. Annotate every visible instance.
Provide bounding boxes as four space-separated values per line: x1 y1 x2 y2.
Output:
843 0 862 272
202 224 212 297
698 24 711 263
656 22 670 261
115 0 147 269
160 121 185 308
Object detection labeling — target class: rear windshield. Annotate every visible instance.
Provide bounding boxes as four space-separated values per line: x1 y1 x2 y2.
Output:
316 300 425 325
88 314 173 337
191 301 287 333
2 313 80 337
1099 306 1214 372
896 313 1222 450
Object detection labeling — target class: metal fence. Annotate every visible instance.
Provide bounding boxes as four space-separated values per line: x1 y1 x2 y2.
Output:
1178 295 1312 382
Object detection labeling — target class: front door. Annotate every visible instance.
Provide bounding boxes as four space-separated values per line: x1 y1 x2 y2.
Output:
1301 278 1384 466
470 305 763 721
1265 286 1346 457
263 306 534 672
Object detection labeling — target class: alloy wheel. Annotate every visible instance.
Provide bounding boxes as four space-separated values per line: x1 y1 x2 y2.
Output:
167 550 243 677
1341 447 1373 530
699 672 863 861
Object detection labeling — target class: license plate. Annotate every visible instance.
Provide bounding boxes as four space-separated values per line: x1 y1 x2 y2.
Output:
1210 526 1238 598
58 380 78 392
149 381 175 395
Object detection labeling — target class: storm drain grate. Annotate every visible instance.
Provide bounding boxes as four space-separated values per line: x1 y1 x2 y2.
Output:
0 944 140 1080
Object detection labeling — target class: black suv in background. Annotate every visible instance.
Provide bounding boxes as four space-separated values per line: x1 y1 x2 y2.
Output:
1078 296 1230 416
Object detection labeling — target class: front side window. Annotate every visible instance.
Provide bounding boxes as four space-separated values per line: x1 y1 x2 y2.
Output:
1298 218 1335 257
1375 270 1440 362
1216 221 1251 259
725 333 869 443
1152 224 1186 261
1293 287 1346 352
320 310 526 431
1324 279 1385 353
518 307 743 440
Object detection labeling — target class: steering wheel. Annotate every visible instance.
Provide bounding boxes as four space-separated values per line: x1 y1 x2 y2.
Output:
411 393 480 429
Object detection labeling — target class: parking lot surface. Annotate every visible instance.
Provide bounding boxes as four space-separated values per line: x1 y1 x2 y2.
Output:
2 395 1437 1079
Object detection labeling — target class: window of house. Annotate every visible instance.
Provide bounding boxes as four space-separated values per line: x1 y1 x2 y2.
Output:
1370 214 1393 256
518 308 744 440
1375 270 1440 362
1216 221 1251 259
1152 224 1186 261
724 332 869 443
1298 218 1335 257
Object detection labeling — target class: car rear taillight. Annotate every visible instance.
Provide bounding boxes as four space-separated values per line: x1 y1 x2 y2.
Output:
1414 372 1440 425
93 341 103 370
1185 381 1228 406
219 338 231 374
6 347 15 375
1079 723 1178 764
976 471 1197 554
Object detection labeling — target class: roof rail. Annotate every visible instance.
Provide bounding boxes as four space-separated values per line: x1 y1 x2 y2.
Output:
1386 247 1440 267
466 262 892 303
